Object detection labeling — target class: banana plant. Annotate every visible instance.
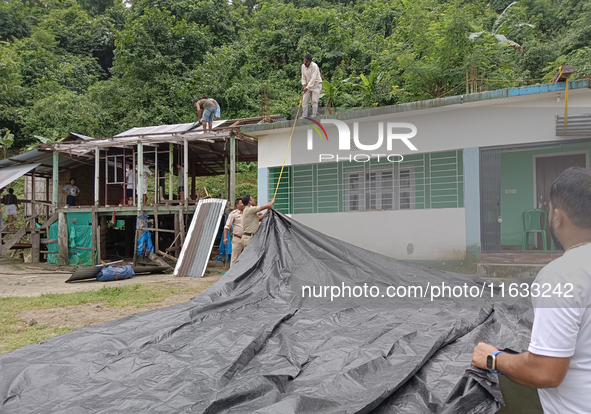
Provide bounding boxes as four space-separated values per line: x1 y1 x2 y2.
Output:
469 2 534 54
0 130 14 160
357 72 384 107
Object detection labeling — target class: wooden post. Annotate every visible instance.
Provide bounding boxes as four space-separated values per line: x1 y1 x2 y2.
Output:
58 212 69 265
99 216 108 261
94 147 100 207
45 177 49 218
169 142 173 201
97 224 101 263
132 147 136 206
52 151 59 210
153 205 159 253
137 142 144 210
179 209 185 247
173 213 180 258
155 144 159 204
191 159 196 200
30 169 40 263
230 134 236 203
225 156 229 202
91 208 97 265
183 138 189 208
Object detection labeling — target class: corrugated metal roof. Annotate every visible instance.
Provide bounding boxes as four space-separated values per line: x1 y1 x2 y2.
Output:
115 120 227 138
0 164 41 189
174 198 227 278
241 79 591 134
556 114 591 136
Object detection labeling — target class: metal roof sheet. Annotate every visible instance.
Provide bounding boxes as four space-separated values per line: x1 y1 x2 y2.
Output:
174 198 227 278
115 120 228 138
241 79 591 134
0 164 41 189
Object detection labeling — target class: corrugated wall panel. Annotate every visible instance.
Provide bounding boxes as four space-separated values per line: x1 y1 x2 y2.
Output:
174 198 227 278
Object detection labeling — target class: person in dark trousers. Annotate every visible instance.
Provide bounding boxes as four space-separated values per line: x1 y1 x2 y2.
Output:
1 188 19 228
62 178 80 207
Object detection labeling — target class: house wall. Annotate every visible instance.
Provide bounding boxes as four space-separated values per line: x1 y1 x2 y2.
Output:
257 88 591 169
255 86 591 266
500 144 591 246
292 208 467 262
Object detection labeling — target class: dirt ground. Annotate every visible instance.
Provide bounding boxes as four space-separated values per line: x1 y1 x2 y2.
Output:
0 257 225 331
0 257 225 298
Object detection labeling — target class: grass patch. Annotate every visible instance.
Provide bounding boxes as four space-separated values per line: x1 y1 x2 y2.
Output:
0 283 206 355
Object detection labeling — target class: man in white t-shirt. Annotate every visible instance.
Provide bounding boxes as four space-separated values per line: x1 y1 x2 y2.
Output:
472 166 591 413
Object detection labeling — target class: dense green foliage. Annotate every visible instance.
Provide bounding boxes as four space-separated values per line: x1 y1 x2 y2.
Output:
1 0 590 148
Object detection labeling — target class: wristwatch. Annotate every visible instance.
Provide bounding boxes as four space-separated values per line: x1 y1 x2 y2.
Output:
486 350 504 375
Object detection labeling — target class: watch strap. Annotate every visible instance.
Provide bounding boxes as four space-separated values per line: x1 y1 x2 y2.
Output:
489 351 505 375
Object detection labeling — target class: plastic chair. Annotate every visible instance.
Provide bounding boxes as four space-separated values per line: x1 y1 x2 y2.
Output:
522 209 548 251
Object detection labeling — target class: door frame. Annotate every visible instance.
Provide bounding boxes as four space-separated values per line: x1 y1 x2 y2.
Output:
532 150 589 209
532 150 589 249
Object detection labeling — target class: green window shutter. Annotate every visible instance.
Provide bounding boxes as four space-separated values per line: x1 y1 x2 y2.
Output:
317 162 339 213
268 166 291 214
430 151 460 209
293 165 314 214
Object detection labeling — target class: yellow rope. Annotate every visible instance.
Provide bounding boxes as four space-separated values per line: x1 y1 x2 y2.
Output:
273 99 303 200
562 66 569 136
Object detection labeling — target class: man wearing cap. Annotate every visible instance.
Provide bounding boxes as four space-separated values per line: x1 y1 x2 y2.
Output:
241 195 275 249
223 198 245 267
301 53 323 118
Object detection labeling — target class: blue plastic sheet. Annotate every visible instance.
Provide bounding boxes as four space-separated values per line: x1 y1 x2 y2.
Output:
96 265 135 282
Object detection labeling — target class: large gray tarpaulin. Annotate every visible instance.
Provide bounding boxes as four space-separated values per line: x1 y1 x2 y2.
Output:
0 210 534 413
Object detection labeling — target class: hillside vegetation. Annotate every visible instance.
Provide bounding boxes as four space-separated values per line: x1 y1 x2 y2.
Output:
1 0 590 149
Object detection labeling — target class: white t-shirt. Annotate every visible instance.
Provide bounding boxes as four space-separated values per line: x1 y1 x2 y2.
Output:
136 166 152 194
528 243 591 414
126 169 134 189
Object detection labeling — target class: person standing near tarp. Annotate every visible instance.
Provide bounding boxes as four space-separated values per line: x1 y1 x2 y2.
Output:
1 188 18 228
471 167 591 414
301 53 323 118
223 198 244 267
193 94 218 133
62 178 80 207
241 195 274 249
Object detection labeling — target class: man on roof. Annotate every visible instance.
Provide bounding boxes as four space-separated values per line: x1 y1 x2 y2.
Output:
301 53 323 118
193 94 219 133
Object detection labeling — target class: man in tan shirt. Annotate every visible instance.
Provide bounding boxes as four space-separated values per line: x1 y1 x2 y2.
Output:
301 53 323 118
223 198 245 267
241 194 275 249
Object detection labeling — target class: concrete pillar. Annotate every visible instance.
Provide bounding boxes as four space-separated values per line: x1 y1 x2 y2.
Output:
464 147 481 261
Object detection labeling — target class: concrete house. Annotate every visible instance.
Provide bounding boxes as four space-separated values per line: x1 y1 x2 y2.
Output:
242 80 591 274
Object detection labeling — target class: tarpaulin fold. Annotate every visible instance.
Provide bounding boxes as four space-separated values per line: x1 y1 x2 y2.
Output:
0 210 534 413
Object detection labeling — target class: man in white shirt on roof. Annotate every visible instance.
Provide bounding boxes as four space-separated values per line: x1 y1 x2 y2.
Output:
471 166 591 414
301 53 323 118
